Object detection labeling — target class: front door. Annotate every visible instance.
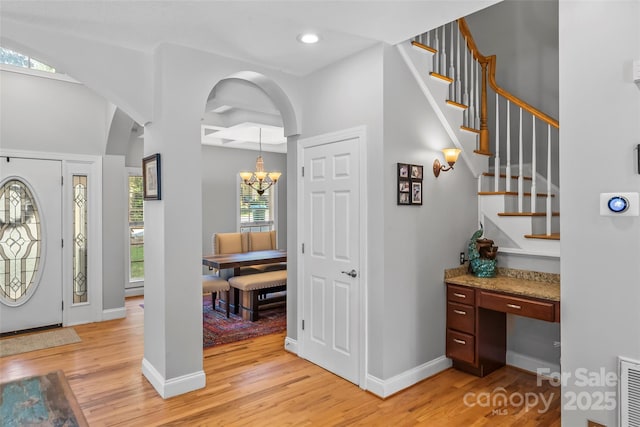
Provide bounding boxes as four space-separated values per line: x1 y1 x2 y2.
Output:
0 157 62 333
301 132 361 384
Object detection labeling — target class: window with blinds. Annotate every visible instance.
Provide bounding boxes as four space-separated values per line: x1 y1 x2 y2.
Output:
239 182 275 232
128 176 144 281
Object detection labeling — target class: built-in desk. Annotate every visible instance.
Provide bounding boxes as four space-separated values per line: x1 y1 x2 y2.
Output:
444 267 560 377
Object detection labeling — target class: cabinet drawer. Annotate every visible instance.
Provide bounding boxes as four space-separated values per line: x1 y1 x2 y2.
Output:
478 291 555 322
447 301 475 334
447 284 475 304
446 329 475 365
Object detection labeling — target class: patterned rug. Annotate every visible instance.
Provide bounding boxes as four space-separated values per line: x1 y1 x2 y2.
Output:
0 370 88 427
202 295 286 347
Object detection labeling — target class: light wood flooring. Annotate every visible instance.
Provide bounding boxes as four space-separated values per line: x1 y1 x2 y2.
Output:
0 296 561 426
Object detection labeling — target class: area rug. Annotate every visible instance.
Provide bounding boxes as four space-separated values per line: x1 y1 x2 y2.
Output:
202 296 286 347
0 328 81 358
0 370 88 427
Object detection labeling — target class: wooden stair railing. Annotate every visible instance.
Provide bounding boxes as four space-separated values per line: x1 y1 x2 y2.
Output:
411 19 560 239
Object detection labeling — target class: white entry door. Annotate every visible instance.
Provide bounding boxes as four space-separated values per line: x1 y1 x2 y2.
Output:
0 157 62 333
300 130 362 384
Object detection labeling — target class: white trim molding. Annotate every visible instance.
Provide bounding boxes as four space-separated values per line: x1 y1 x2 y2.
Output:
284 337 298 354
506 351 560 376
141 358 206 399
365 356 452 399
102 307 126 321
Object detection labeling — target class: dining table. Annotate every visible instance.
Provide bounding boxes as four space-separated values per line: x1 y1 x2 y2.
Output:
202 249 287 314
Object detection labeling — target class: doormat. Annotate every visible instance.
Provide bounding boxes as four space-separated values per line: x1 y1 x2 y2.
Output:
0 328 81 358
0 370 88 427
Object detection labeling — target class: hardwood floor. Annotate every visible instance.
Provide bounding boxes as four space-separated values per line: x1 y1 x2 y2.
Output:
0 296 561 426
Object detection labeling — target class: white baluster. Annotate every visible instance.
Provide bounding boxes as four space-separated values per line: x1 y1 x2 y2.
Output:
426 30 430 47
506 100 511 192
463 37 469 107
546 124 552 235
455 22 461 104
475 58 480 129
468 50 475 129
433 29 439 74
494 93 500 192
518 108 524 213
440 25 447 76
531 116 537 213
449 23 455 100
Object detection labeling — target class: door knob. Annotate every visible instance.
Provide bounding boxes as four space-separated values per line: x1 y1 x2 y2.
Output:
341 269 358 278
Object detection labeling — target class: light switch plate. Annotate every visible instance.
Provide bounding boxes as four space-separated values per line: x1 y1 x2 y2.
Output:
600 192 639 216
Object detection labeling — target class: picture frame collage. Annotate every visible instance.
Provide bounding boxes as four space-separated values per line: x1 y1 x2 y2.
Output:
397 163 423 206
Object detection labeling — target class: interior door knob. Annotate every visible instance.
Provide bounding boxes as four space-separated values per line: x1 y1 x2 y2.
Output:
341 269 358 278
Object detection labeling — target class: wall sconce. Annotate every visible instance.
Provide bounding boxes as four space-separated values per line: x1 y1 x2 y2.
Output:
433 148 461 177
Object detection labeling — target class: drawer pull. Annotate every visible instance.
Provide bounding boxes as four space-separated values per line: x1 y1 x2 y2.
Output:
507 303 522 310
453 338 466 345
453 293 466 299
453 309 467 315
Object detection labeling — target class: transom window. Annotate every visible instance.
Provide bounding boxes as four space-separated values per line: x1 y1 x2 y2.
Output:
0 46 56 73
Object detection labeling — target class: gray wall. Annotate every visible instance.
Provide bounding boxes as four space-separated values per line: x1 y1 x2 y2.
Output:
300 44 386 374
381 44 479 378
560 1 640 426
102 155 126 309
201 144 287 255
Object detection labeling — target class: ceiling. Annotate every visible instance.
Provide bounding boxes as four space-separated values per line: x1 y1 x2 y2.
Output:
0 0 501 152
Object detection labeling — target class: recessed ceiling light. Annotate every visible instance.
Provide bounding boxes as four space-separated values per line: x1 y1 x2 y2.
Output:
298 33 319 44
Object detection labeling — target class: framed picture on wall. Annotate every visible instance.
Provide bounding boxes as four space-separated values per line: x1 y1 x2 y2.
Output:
411 181 422 205
411 164 423 180
143 153 162 200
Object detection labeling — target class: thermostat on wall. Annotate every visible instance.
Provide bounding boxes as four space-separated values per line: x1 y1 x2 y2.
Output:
600 192 639 216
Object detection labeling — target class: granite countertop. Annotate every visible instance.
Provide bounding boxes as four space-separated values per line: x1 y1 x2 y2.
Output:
444 265 560 302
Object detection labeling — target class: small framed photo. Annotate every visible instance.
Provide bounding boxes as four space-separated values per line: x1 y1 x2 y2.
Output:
398 192 410 205
411 164 423 180
411 182 422 205
399 181 410 193
398 163 409 178
143 153 162 201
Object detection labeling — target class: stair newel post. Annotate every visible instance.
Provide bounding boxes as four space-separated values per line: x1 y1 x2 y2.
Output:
530 116 537 213
455 22 462 104
546 124 552 235
440 25 447 76
494 93 500 192
506 100 511 192
518 108 524 213
478 59 490 154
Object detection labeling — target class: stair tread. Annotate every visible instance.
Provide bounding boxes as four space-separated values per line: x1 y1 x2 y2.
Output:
524 233 560 240
482 172 533 181
478 191 555 197
498 212 560 217
429 72 453 84
460 125 480 134
411 41 437 54
446 99 468 110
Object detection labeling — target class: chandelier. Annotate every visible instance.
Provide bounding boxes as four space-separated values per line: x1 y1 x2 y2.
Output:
239 128 281 195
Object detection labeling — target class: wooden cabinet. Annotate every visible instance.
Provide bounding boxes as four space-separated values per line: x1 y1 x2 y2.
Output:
445 282 559 377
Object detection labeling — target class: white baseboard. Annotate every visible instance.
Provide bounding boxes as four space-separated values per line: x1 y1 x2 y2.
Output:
141 358 206 399
366 356 452 398
506 350 560 375
125 287 144 297
284 337 298 354
102 307 126 321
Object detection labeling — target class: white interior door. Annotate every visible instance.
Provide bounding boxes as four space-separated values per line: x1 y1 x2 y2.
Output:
301 134 361 384
0 157 62 333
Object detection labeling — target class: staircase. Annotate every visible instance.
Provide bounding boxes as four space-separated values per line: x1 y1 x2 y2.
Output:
398 18 560 257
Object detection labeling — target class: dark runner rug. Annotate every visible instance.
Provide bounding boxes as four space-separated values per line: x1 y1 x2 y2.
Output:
202 295 286 348
0 370 88 427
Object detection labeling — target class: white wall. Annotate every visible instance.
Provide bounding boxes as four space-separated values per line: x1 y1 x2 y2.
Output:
201 144 287 254
102 155 126 310
560 1 640 426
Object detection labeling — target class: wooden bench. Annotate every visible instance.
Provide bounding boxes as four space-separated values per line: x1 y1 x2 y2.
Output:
202 275 230 317
228 270 287 321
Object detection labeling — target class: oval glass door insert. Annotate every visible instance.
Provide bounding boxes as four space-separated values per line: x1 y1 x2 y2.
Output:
0 178 42 306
